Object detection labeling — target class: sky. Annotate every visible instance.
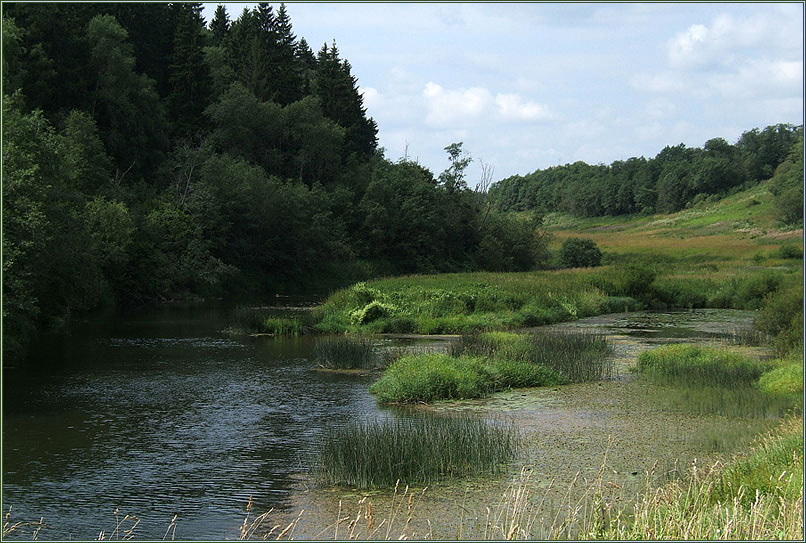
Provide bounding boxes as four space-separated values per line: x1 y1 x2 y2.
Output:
203 2 804 184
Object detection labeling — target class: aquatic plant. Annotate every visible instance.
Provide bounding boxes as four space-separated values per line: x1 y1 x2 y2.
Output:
226 306 304 335
229 305 273 333
263 317 302 336
314 336 378 369
453 330 614 383
369 354 496 403
637 344 770 388
315 414 519 488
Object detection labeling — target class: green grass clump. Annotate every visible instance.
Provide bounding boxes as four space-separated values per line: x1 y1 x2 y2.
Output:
226 306 304 335
314 336 378 369
638 344 770 387
453 330 614 383
369 354 495 403
369 352 568 404
263 317 302 336
758 362 803 398
228 305 273 333
315 414 519 488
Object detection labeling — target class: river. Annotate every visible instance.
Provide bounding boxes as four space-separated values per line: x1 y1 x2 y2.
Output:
1 305 775 540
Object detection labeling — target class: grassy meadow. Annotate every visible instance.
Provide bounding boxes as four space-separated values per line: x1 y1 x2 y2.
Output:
310 181 801 338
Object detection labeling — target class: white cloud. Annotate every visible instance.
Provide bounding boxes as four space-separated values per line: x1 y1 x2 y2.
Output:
710 59 804 99
360 87 381 109
495 93 553 122
422 82 493 126
422 83 555 127
668 23 709 67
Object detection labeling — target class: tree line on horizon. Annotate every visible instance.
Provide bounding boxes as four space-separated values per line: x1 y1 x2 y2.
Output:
488 123 803 221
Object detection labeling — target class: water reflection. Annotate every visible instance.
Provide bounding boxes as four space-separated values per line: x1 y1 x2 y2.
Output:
2 307 765 540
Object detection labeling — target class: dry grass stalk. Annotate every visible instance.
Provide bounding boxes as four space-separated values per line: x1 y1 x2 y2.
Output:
3 506 48 540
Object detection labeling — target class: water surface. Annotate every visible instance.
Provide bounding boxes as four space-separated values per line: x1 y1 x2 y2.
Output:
1 307 773 539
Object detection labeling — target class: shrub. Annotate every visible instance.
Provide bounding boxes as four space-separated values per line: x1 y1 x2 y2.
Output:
620 263 657 297
558 238 602 268
777 244 803 259
755 280 803 354
315 414 519 488
735 273 782 309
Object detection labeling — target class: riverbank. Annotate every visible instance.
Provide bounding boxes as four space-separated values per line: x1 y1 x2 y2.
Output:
251 307 801 539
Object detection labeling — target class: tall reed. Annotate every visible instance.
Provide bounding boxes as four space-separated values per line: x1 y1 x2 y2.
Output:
454 330 614 383
637 344 770 387
314 336 378 369
315 414 519 488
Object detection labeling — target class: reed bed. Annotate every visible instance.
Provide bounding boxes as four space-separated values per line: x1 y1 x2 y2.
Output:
225 306 303 335
453 330 615 383
314 336 378 369
315 414 520 488
637 344 770 387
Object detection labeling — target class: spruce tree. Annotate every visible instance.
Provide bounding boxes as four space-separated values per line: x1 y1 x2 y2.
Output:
209 4 230 45
168 2 212 139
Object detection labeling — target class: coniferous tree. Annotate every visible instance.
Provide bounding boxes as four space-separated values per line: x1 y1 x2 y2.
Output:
168 2 212 139
272 3 304 105
315 41 378 159
209 4 230 45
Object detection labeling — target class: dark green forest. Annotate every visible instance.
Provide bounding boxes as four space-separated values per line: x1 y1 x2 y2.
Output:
489 124 803 219
2 3 802 363
2 3 549 361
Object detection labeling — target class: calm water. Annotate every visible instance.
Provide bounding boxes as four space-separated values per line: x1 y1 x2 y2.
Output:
2 304 420 540
2 306 759 540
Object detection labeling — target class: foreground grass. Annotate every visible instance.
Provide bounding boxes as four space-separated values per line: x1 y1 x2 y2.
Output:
315 414 519 488
584 416 803 541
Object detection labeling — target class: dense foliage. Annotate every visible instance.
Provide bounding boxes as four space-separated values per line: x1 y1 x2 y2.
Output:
489 125 804 221
2 3 548 361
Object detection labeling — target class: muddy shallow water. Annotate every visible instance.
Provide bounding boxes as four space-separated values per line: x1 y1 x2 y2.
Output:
268 309 778 540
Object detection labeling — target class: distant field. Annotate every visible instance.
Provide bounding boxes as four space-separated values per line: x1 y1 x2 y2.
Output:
546 181 802 266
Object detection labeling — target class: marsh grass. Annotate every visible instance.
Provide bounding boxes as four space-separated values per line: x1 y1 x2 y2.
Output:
637 344 770 387
229 305 272 333
263 317 302 336
225 306 304 335
315 414 519 488
454 330 614 383
369 354 498 403
314 336 378 369
653 384 798 419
